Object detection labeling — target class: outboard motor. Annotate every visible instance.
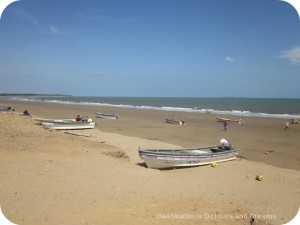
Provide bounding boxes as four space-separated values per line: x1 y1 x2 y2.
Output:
220 139 232 150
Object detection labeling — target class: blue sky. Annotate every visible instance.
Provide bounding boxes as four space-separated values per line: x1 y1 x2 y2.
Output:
0 0 299 98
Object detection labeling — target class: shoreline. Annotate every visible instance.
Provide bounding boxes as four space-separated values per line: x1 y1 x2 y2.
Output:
3 96 300 120
0 101 300 225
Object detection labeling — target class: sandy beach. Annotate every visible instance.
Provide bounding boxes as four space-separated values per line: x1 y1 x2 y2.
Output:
0 100 300 225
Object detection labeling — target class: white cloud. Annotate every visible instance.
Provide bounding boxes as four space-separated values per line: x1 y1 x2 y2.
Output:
279 47 300 64
14 8 39 27
49 25 58 34
14 9 63 35
225 56 236 63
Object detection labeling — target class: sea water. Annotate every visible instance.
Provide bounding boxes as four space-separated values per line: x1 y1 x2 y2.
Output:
9 96 300 119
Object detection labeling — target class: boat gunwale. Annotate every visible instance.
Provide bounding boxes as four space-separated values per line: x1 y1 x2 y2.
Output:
41 121 95 125
139 147 239 157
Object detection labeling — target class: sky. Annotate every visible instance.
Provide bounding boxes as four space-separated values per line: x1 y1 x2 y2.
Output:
0 0 299 98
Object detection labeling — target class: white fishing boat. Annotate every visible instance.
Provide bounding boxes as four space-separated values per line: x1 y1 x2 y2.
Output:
0 105 13 112
36 115 92 124
291 119 300 124
42 121 96 130
34 118 76 124
216 117 244 124
165 118 186 125
139 140 239 169
95 112 119 119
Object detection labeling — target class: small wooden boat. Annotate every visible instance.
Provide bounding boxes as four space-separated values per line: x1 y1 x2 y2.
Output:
42 121 96 130
291 119 300 124
36 115 92 124
36 117 91 124
34 118 76 124
216 117 244 124
139 141 239 169
95 112 119 119
0 105 13 112
165 118 186 125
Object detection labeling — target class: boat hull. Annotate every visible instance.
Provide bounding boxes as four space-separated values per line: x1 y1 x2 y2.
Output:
216 117 241 123
42 122 96 130
95 112 119 119
0 105 12 112
165 118 185 125
35 118 76 124
139 147 239 169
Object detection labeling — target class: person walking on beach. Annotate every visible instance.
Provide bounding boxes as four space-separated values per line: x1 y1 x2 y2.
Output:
285 121 289 130
223 120 229 131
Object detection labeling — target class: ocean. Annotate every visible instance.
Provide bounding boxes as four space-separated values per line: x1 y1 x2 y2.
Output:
9 96 300 119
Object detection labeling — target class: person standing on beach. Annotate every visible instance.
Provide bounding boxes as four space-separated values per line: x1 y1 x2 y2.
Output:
223 120 228 131
285 122 289 130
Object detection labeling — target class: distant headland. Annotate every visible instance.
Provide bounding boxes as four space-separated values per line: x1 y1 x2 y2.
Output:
0 93 72 97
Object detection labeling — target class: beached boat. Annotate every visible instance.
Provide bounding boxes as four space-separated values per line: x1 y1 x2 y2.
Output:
291 119 300 124
95 112 119 119
35 115 92 124
139 141 239 169
42 121 96 130
0 105 13 112
35 118 76 124
165 118 186 125
216 117 244 124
